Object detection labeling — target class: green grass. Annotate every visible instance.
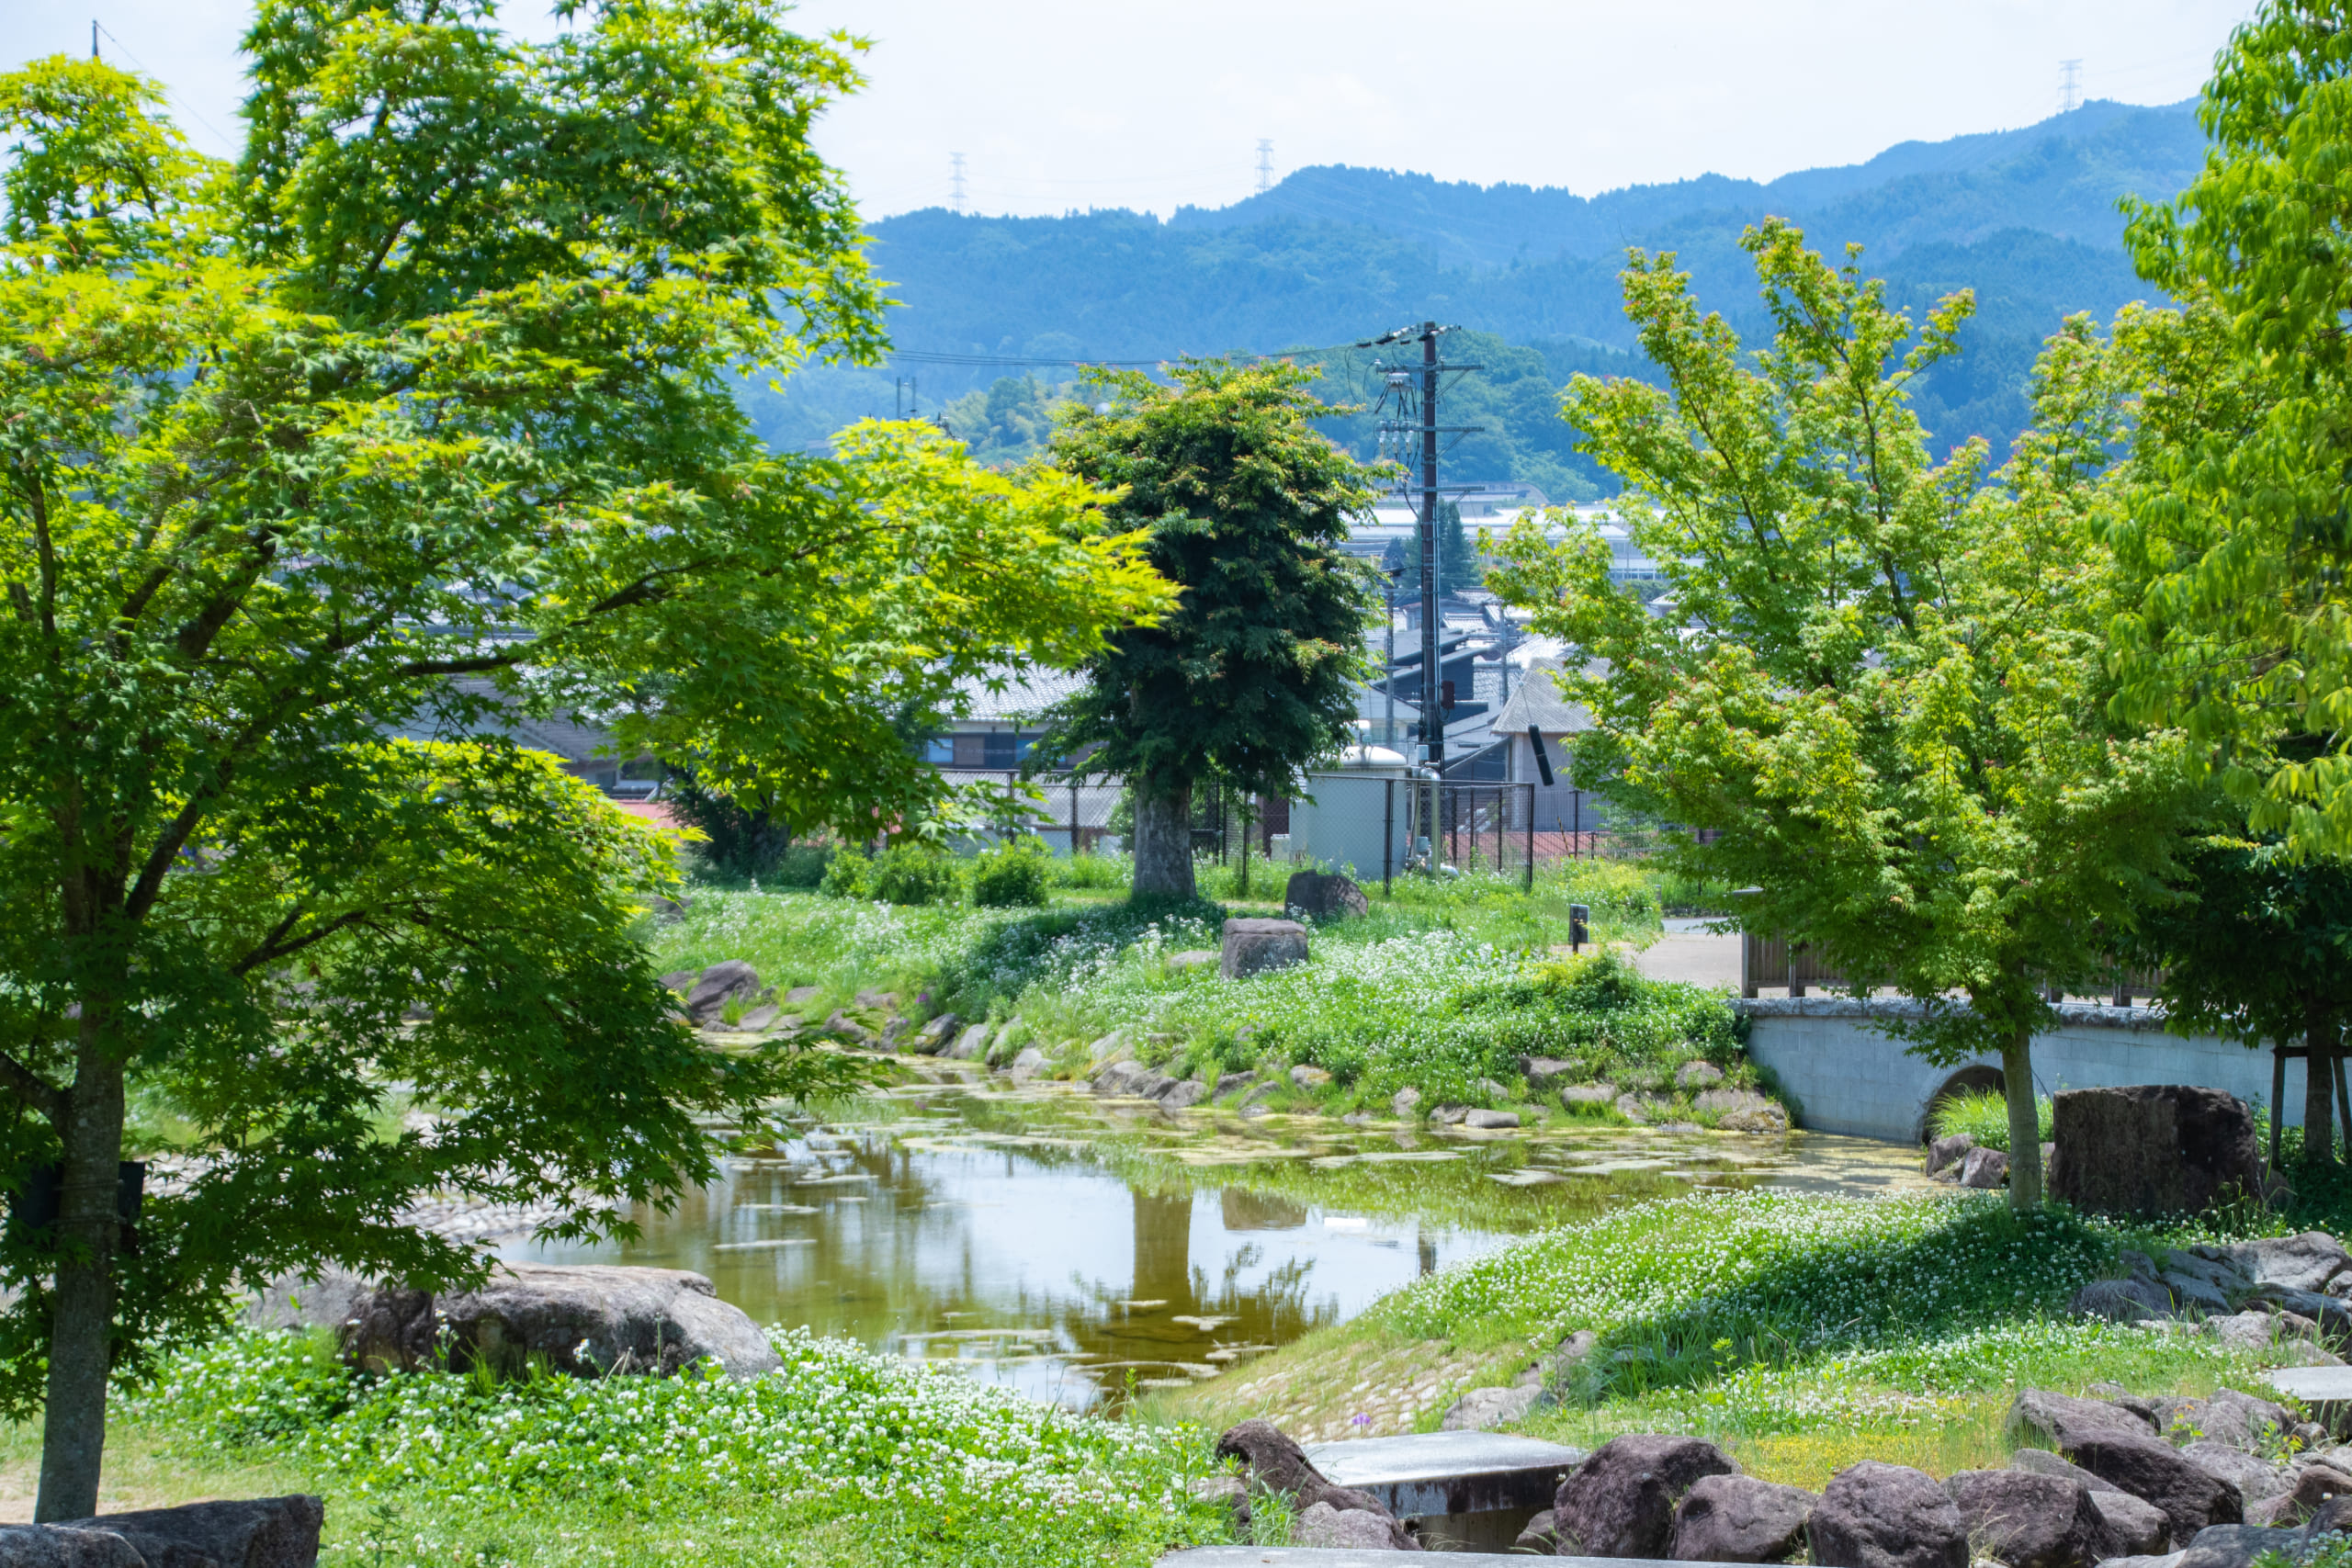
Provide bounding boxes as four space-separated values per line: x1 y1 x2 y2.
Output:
1927 1089 2054 1152
1149 1189 2299 1460
656 869 1739 1111
100 1326 1230 1568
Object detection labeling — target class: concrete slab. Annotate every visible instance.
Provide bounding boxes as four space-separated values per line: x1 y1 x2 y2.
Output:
2268 1366 2352 1433
1160 1551 1757 1567
1300 1431 1586 1519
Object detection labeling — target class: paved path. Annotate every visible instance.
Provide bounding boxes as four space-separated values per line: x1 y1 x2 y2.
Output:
1626 931 1740 989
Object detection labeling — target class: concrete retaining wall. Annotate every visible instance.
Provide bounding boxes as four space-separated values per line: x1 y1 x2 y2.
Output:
1739 998 2301 1145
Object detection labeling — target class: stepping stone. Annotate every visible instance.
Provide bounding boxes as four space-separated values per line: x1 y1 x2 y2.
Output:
2268 1367 2352 1434
1288 1430 1588 1550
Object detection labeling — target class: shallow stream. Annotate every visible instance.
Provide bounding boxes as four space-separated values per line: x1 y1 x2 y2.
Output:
514 1079 1929 1412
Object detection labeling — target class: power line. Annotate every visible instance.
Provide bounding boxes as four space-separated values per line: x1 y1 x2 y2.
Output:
1255 139 1274 194
92 19 240 156
2059 58 2085 114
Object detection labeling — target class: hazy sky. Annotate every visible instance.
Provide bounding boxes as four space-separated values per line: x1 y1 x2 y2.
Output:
9 0 2256 219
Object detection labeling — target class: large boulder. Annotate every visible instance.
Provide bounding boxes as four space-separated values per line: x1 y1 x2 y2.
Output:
2008 1450 2173 1554
683 961 762 1024
2065 1432 2244 1545
2161 1391 2292 1453
336 1261 781 1380
1213 1420 1418 1551
2172 1522 2306 1568
1809 1461 1968 1568
1283 871 1369 920
1219 918 1309 980
1926 1134 1977 1177
0 1528 149 1566
2179 1443 2284 1509
2048 1086 2262 1217
1698 1089 1791 1134
2071 1278 2176 1322
1670 1473 1816 1562
1961 1146 2012 1189
1552 1433 1739 1557
1293 1502 1407 1550
1944 1470 2107 1568
45 1496 324 1568
2007 1389 2159 1450
2197 1233 2352 1296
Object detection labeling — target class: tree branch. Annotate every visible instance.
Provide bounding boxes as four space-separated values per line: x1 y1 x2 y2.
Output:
0 1050 66 1123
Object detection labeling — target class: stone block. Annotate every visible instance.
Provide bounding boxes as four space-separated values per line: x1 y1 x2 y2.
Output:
48 1495 325 1568
2049 1085 2261 1217
1220 918 1309 980
1283 871 1369 920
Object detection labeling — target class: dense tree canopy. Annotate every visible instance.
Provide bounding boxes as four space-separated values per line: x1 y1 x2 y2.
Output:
0 0 1167 1520
1490 222 2199 1208
1042 360 1380 898
2113 0 2352 857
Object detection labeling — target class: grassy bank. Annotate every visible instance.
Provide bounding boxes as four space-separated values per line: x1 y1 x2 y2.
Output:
653 863 1762 1117
1146 1190 2288 1468
61 1327 1229 1567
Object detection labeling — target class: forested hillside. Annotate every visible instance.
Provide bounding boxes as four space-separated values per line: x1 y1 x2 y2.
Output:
743 98 2200 489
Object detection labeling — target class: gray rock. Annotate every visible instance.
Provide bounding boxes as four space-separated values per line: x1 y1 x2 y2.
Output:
1811 1461 1968 1568
2196 1233 2352 1297
821 1008 876 1045
1677 1059 1726 1089
1158 1078 1208 1111
1521 1056 1577 1089
659 967 699 992
2173 1522 2304 1568
2164 1391 2292 1453
2012 1448 2124 1495
783 985 821 1007
2048 1085 2262 1218
1290 1065 1333 1089
1214 1071 1256 1099
0 1527 148 1567
1219 918 1309 980
1944 1469 2107 1568
339 1261 781 1381
1515 1507 1560 1554
947 1024 991 1060
1552 1433 1739 1557
1391 1086 1423 1118
915 1014 959 1052
734 1003 782 1033
2065 1432 2243 1545
2246 1461 2352 1527
2179 1443 2283 1507
47 1495 325 1568
1429 1104 1470 1126
1167 950 1221 972
1086 1031 1127 1066
2091 1490 2175 1556
2163 1273 2236 1314
1464 1109 1521 1130
2007 1388 2159 1450
682 961 762 1023
2072 1278 2176 1322
1962 1145 2012 1188
1562 1083 1619 1107
1614 1093 1651 1123
1007 1047 1047 1087
2098 1556 2187 1568
1439 1382 1540 1432
2206 1312 2284 1350
1292 1501 1407 1550
1699 1089 1791 1133
1094 1059 1178 1099
1213 1420 1418 1550
1188 1473 1249 1528
1282 871 1369 920
1927 1134 1977 1176
1670 1472 1815 1562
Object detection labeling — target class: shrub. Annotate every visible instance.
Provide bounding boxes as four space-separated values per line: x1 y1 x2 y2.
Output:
868 843 963 906
1928 1089 2052 1152
769 842 836 889
819 850 871 899
1052 851 1129 889
972 840 1054 908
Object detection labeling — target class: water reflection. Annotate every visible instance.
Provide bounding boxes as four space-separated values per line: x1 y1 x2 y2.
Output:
514 1086 1928 1411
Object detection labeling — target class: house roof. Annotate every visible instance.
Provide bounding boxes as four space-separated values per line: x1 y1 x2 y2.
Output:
1492 658 1595 736
952 667 1091 724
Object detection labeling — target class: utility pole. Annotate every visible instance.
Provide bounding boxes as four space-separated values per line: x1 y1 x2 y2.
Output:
1255 140 1274 193
2058 58 2083 114
1419 321 1442 777
950 152 967 213
92 20 99 58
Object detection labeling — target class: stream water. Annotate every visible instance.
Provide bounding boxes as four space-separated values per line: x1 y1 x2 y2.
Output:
514 1080 1930 1412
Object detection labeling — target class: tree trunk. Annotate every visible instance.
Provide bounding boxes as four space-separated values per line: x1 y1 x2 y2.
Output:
36 1043 124 1522
2308 998 2338 1168
2001 1028 2043 1210
1129 776 1195 900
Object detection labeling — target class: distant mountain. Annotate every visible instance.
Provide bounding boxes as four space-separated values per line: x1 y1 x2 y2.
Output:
747 99 2205 489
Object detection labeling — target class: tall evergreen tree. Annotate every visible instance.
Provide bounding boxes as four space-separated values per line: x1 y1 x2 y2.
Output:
1045 362 1380 899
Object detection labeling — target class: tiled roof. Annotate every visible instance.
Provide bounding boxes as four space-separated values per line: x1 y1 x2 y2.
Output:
951 667 1093 723
1492 658 1595 735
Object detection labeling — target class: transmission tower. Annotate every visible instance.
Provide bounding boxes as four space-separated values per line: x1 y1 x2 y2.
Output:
950 152 967 213
1255 139 1274 193
2059 59 2083 113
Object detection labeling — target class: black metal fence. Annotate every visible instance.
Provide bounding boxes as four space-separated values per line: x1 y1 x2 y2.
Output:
1738 931 2164 1006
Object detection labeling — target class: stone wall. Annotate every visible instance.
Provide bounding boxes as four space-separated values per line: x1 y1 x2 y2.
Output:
1739 998 2297 1145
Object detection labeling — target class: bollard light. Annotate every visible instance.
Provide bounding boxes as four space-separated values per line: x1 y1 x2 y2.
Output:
1570 903 1589 953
